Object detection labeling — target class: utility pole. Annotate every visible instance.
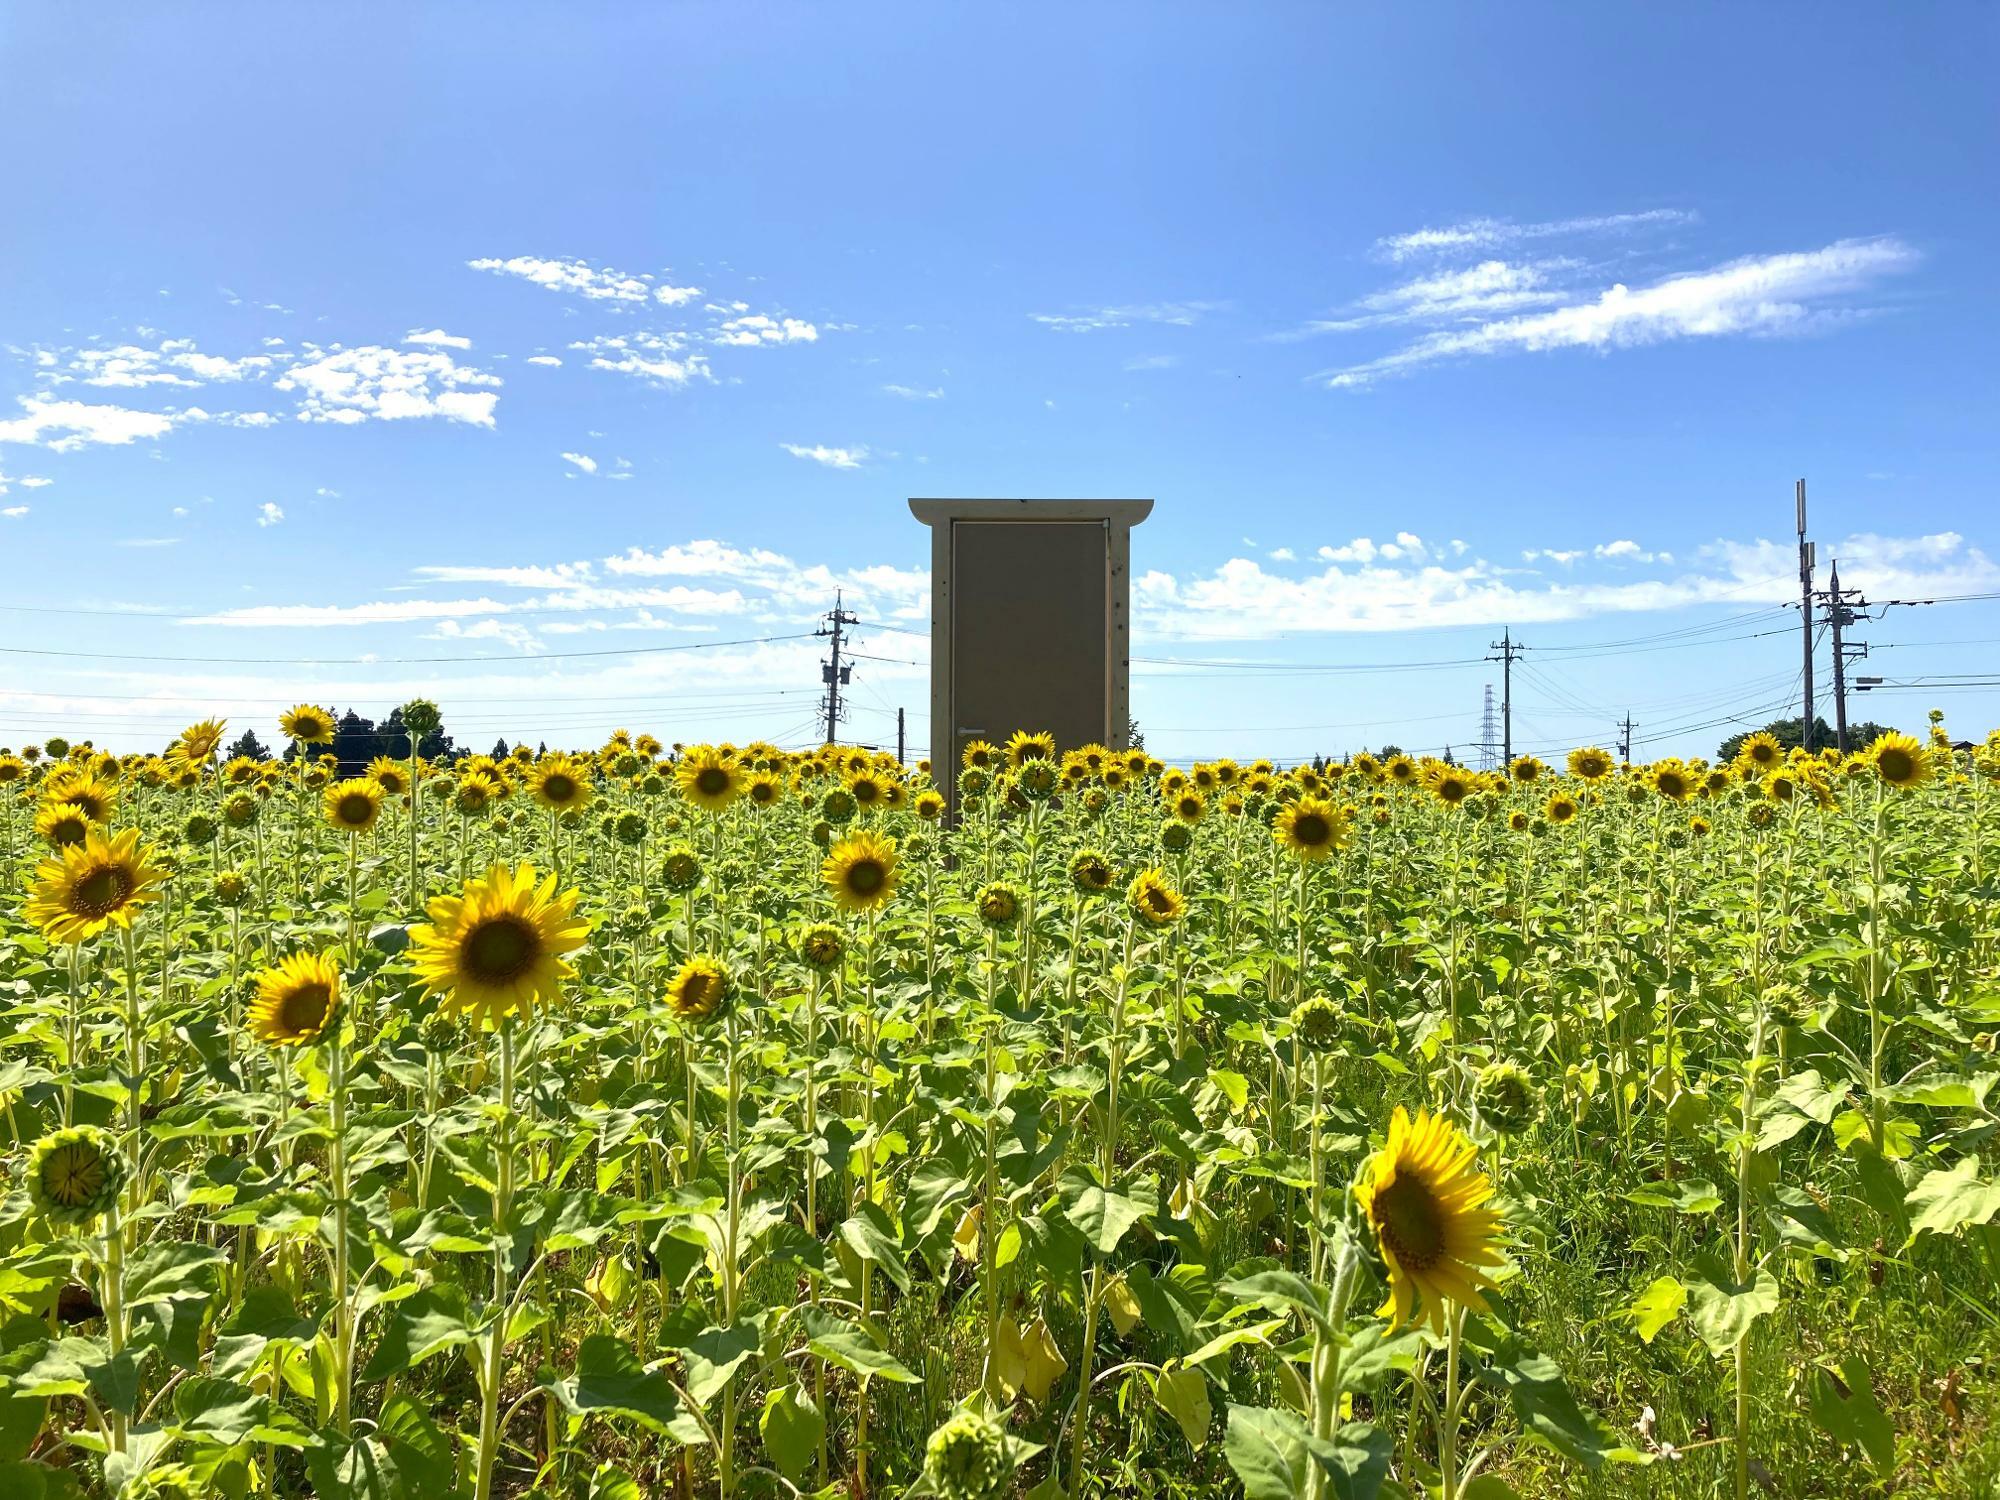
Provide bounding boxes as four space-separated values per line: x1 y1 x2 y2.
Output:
1819 559 1868 753
816 589 857 745
1486 630 1524 767
1797 479 1817 752
1617 713 1634 764
895 707 906 765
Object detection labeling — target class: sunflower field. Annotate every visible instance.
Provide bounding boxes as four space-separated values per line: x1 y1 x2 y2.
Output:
2 705 1998 1499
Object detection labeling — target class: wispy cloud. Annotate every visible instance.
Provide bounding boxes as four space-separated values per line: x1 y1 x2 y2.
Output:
882 383 944 400
569 333 710 388
276 345 502 426
0 468 52 495
1319 237 1917 388
1376 208 1694 262
1122 354 1181 371
467 255 702 306
780 442 867 470
1 505 28 519
525 355 563 367
714 314 817 347
0 396 183 451
561 451 598 474
1030 301 1225 333
1137 527 1996 640
404 328 472 349
1277 259 1572 341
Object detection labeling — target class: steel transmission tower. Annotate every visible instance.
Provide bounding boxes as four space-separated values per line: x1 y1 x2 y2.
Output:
1477 685 1500 770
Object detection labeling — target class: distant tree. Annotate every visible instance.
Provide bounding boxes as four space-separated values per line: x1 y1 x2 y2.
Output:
331 710 377 776
1124 717 1145 751
492 738 510 759
1441 745 1457 765
536 741 548 757
1718 716 1895 763
225 729 272 762
1377 744 1405 760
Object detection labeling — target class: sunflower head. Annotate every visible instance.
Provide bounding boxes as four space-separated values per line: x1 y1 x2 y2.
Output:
1016 760 1059 801
171 718 228 772
1867 731 1931 790
530 755 595 814
454 771 502 817
1421 764 1474 807
1290 996 1345 1054
923 1408 1010 1500
665 954 733 1026
660 844 704 892
213 870 251 907
1355 1106 1503 1334
914 788 946 821
1647 760 1695 803
1473 1062 1538 1136
25 826 168 945
1170 790 1206 824
1543 792 1578 825
1157 817 1194 854
821 785 859 825
410 862 589 1029
1069 848 1116 894
281 704 338 745
28 1126 127 1225
248 951 342 1047
1004 730 1056 768
1127 867 1186 928
746 772 784 809
35 800 96 850
675 745 743 813
42 769 116 825
823 830 899 913
798 921 846 972
961 739 997 773
976 881 1022 929
324 777 384 835
1274 795 1353 863
1566 746 1614 781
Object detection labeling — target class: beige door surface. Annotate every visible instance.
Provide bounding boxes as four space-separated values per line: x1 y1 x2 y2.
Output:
950 520 1108 759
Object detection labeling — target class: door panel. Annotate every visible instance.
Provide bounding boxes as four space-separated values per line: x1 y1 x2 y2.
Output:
951 521 1107 758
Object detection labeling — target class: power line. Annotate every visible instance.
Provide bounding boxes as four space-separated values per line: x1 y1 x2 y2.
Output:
0 632 819 667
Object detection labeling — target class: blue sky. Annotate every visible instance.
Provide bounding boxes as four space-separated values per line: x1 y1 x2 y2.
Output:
3 4 1997 764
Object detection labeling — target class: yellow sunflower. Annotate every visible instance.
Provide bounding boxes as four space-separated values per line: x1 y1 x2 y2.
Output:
1508 755 1545 785
675 745 743 813
914 788 946 821
1272 795 1354 863
1866 731 1931 790
664 954 733 1025
1420 763 1476 807
280 704 337 745
368 755 414 798
1647 759 1695 803
41 769 117 825
1355 1106 1503 1334
1543 791 1579 824
1566 746 1614 781
822 830 900 913
529 755 595 814
409 862 589 1028
1735 731 1783 772
34 800 97 849
1127 867 1186 927
323 777 385 835
1005 730 1056 768
24 826 168 945
247 951 342 1046
170 718 228 771
745 771 785 810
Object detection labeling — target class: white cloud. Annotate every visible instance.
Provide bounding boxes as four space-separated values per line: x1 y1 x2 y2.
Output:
468 255 686 305
317 487 339 498
413 562 597 588
428 617 544 653
1322 237 1917 388
526 355 563 367
276 345 501 426
1122 354 1181 371
0 468 50 494
1030 301 1225 333
780 442 867 470
882 384 944 400
48 338 277 389
561 451 598 474
404 328 473 349
1267 547 1296 562
2 505 27 519
186 596 516 627
715 314 818 347
1136 528 1999 640
0 396 182 452
1278 259 1572 340
1376 208 1694 261
570 333 711 388
257 502 284 527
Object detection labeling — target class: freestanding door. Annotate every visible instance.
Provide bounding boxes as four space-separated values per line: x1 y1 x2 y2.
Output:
909 498 1153 814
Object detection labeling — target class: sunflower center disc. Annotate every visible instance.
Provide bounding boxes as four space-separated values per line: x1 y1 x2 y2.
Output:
546 776 574 801
848 861 884 894
1880 750 1913 782
1374 1171 1446 1272
280 982 332 1037
467 916 539 981
73 866 131 917
340 795 372 823
696 769 729 797
1294 814 1329 845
